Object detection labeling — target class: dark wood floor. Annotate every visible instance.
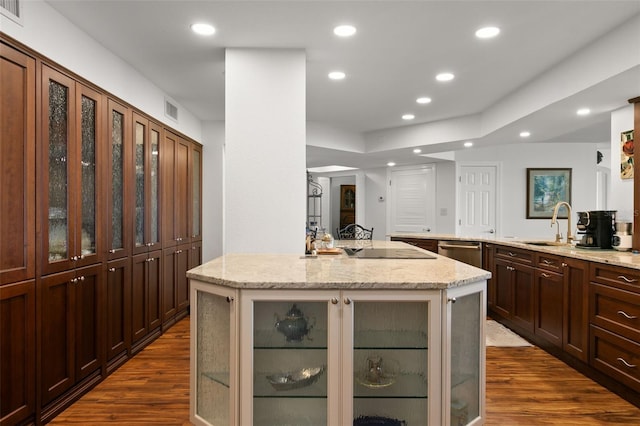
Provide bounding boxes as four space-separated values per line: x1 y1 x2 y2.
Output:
51 316 640 425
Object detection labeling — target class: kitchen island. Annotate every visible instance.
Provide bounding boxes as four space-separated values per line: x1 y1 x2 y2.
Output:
187 240 489 426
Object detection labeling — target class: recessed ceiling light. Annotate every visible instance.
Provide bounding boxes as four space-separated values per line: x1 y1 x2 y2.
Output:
576 108 591 116
464 141 474 148
436 72 455 82
413 148 422 154
191 23 216 36
475 26 500 39
387 162 396 167
416 97 432 104
328 71 346 80
520 131 531 138
402 114 415 120
334 25 357 37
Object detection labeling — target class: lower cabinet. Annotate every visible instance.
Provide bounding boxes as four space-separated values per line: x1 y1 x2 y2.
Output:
1 280 35 426
39 264 103 413
162 243 191 327
105 258 131 373
494 257 534 332
131 251 162 351
534 268 564 347
190 281 486 426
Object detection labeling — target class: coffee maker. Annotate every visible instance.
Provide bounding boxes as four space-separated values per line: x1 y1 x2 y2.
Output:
575 210 616 249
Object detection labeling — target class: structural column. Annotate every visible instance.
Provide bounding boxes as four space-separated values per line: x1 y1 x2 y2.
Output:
224 49 306 253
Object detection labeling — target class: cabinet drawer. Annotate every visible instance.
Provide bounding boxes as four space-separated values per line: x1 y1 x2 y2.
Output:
536 253 564 273
590 325 640 393
590 263 640 293
590 283 640 342
495 246 533 265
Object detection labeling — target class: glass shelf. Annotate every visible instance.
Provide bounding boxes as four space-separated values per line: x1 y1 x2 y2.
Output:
354 330 428 349
254 329 328 349
354 372 427 398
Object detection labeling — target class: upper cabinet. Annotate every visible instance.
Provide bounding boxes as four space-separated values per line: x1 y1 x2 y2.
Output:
106 99 132 261
0 42 36 285
132 112 162 255
41 65 103 275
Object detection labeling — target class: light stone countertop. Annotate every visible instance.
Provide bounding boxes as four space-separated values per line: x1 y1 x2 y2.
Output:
389 233 640 270
186 240 490 290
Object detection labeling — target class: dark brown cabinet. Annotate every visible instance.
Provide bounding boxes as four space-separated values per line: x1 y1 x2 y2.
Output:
562 257 589 361
1 42 36 286
105 258 131 372
1 280 35 426
131 250 162 352
483 243 496 309
534 268 564 347
493 247 535 332
0 35 202 425
162 244 191 327
390 237 438 252
41 66 104 275
39 264 103 406
339 184 356 229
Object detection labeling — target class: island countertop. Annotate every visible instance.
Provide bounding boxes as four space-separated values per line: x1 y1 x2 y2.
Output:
186 240 490 290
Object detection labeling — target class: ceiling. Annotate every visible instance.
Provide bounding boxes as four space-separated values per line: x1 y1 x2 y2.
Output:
46 0 640 169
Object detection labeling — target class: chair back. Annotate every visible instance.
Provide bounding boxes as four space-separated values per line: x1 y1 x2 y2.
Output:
336 224 373 240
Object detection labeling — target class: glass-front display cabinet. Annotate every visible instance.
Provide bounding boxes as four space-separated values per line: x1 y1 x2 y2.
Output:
42 65 102 275
191 282 485 426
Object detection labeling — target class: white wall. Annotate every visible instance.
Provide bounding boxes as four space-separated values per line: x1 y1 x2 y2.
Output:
201 121 224 262
609 105 635 222
364 168 388 239
455 143 599 239
224 49 306 254
435 162 457 234
2 0 203 141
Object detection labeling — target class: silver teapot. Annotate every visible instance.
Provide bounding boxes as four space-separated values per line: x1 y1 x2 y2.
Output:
274 304 314 342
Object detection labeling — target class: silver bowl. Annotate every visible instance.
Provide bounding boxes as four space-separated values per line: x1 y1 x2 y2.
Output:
266 366 324 391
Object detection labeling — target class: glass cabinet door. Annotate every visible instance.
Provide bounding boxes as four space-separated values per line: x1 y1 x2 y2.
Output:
192 283 237 426
107 99 130 260
241 292 336 426
447 282 485 426
345 292 437 426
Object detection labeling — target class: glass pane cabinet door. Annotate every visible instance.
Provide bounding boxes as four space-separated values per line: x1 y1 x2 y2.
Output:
450 290 483 425
109 106 125 254
252 300 329 426
192 147 201 239
194 288 234 425
351 300 429 426
47 77 71 264
79 93 97 258
134 120 145 249
149 126 160 246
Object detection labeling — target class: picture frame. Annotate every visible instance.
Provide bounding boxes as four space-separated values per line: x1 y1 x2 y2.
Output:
620 129 634 179
526 168 572 219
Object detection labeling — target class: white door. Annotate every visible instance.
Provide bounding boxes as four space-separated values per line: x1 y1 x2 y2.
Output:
390 166 436 233
458 165 497 236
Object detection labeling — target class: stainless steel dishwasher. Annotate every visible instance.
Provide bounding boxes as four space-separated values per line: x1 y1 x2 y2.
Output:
437 240 482 267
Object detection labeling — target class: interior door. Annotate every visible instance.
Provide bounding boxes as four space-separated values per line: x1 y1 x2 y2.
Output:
389 166 436 233
458 165 497 237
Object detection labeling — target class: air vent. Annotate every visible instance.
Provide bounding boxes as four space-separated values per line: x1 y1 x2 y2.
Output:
164 98 179 122
1 0 23 25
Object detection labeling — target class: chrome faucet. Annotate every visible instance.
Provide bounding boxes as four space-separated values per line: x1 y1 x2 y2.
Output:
551 201 574 244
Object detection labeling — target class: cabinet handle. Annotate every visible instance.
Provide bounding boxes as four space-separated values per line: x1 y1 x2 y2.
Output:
176 250 183 254
108 267 116 272
541 272 551 278
617 275 638 283
562 262 568 268
108 249 116 253
507 266 515 271
542 259 552 265
448 297 457 303
330 298 339 305
617 357 637 368
617 310 638 320
508 252 516 257
146 258 152 263
344 298 352 305
146 242 153 247
226 296 234 303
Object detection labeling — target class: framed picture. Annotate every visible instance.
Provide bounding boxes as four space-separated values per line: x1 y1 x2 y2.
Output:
620 129 634 179
526 168 572 219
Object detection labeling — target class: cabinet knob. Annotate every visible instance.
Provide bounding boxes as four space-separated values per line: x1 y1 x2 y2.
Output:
108 249 116 253
343 298 352 305
448 297 457 303
562 262 568 268
176 250 183 254
71 278 77 283
330 297 339 305
79 276 85 281
108 267 116 272
226 296 234 303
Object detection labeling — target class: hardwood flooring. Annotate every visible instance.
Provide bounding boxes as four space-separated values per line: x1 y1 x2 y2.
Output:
51 316 640 425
